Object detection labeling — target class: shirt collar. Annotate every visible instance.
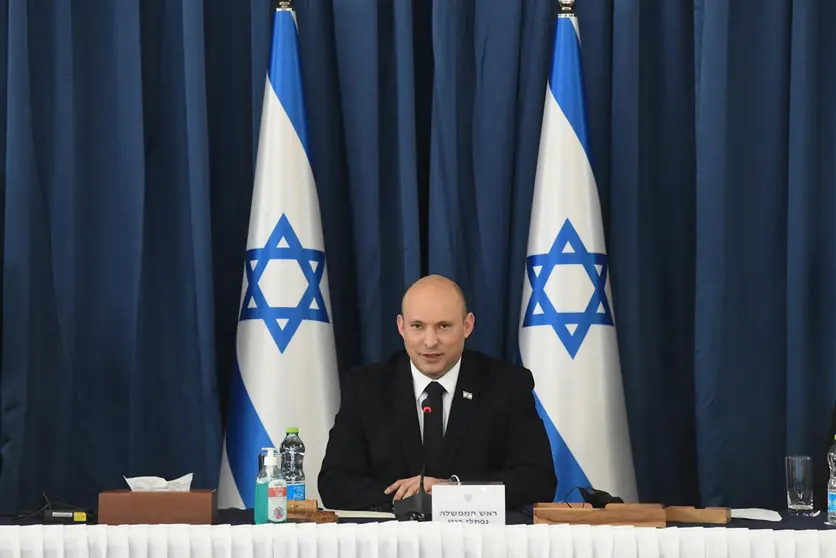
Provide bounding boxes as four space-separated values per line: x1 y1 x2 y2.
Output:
410 355 462 401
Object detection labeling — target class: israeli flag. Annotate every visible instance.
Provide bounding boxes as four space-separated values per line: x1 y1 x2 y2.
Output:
518 12 637 502
218 7 339 509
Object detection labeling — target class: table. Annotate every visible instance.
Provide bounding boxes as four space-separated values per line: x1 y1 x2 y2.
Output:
218 507 836 530
0 515 834 558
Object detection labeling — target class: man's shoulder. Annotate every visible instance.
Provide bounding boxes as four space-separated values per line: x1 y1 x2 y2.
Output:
463 348 534 391
342 350 408 388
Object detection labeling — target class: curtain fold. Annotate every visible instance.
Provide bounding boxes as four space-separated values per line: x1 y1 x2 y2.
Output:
783 0 836 510
603 0 700 506
692 0 792 506
428 0 555 357
296 0 423 366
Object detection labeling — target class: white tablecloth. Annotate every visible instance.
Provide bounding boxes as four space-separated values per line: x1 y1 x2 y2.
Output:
1 522 835 558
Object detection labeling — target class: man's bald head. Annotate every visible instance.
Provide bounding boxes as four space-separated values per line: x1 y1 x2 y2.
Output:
397 275 475 379
401 275 468 317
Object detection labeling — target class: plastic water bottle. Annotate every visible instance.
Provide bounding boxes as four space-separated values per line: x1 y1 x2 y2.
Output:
281 427 306 501
254 448 287 524
828 435 836 524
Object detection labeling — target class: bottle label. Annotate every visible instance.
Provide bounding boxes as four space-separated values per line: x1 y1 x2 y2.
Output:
288 482 306 501
267 482 287 522
829 491 836 513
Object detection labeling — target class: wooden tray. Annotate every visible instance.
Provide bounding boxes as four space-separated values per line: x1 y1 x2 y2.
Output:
665 506 730 524
533 503 731 527
534 503 666 527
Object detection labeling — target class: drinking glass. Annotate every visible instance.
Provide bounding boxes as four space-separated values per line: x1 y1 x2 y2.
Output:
785 455 814 514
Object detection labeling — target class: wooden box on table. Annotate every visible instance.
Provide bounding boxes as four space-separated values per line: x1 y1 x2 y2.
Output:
98 489 217 525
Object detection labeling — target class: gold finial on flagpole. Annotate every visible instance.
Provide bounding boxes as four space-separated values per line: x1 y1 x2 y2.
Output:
558 0 575 14
277 0 293 10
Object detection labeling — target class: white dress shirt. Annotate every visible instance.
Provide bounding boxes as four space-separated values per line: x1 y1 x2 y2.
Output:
410 357 461 438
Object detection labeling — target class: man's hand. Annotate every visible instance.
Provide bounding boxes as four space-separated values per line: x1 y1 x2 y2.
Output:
384 476 445 501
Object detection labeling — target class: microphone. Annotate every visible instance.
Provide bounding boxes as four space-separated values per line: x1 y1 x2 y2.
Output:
579 487 623 508
393 403 434 521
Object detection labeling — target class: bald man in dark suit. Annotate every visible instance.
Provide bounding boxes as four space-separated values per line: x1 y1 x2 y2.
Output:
318 275 556 512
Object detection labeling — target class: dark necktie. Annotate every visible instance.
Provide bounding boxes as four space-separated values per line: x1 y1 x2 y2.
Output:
423 381 446 478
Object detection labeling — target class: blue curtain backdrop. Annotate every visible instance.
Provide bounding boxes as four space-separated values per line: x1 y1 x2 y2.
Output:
427 0 836 510
0 0 421 513
2 0 836 513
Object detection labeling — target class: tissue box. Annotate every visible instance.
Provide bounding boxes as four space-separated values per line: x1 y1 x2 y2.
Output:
98 489 217 525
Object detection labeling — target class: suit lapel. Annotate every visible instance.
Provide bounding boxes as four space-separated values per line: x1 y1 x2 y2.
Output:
442 351 483 470
392 353 424 476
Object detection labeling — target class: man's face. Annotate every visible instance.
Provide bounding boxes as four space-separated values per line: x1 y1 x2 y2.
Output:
397 284 474 379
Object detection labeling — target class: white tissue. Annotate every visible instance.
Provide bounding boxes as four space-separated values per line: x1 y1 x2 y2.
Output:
123 473 193 492
730 508 783 522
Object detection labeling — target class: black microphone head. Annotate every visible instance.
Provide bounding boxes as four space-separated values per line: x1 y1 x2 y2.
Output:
579 487 623 509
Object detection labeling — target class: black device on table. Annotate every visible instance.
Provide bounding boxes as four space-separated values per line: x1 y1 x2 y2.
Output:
392 468 433 521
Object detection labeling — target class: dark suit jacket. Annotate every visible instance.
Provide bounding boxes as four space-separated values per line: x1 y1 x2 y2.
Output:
318 348 557 511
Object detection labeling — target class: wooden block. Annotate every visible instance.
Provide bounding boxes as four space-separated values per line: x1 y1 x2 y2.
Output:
533 503 666 528
285 499 336 523
288 499 319 514
288 510 338 523
665 506 730 524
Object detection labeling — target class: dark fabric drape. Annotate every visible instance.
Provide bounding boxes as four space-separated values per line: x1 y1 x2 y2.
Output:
3 0 836 512
0 0 421 513
1 0 221 512
690 0 836 507
428 0 836 509
603 0 701 507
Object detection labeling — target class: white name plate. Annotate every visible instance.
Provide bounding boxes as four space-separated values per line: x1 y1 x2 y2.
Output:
432 483 505 525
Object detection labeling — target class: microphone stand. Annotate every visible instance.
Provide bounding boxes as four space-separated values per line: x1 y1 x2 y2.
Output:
393 398 436 521
393 466 432 521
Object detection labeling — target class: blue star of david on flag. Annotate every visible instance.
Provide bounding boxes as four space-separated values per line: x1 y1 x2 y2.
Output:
522 218 613 358
240 214 329 353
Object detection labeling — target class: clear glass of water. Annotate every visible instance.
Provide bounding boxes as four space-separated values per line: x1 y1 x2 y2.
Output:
785 455 814 514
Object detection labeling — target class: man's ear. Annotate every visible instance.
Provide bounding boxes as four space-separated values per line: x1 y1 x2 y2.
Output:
397 314 406 338
463 312 475 338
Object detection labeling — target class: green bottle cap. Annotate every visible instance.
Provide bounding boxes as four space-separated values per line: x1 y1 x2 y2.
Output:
287 427 299 434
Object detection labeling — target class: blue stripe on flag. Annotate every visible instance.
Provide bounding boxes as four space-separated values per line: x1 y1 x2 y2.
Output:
548 18 592 163
516 350 591 502
225 357 274 509
268 9 310 159
533 392 592 503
